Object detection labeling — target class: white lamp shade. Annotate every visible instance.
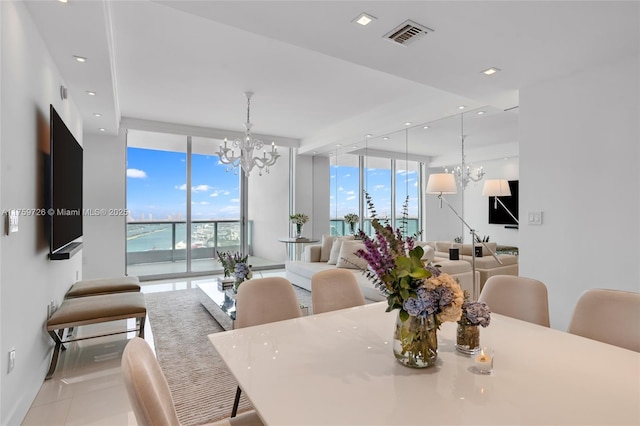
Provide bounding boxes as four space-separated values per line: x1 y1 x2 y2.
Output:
482 179 512 197
426 173 457 194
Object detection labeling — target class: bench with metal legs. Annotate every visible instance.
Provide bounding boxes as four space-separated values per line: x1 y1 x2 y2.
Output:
45 292 146 379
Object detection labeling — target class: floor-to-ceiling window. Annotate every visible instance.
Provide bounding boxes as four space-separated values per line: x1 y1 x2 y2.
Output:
189 136 241 273
330 153 360 236
126 132 188 276
395 160 420 237
362 156 392 236
125 129 283 278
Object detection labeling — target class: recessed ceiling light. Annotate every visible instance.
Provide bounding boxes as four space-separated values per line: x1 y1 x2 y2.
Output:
99 128 105 132
86 91 96 96
383 137 390 141
404 122 412 126
482 67 501 75
458 105 466 110
352 12 377 26
352 146 358 149
58 0 68 3
336 144 342 147
93 113 102 117
73 55 87 63
477 111 485 115
423 126 430 129
365 134 373 138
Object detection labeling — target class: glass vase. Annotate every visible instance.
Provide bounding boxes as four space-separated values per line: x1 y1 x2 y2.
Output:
349 223 356 235
295 223 303 238
455 322 480 354
393 313 438 368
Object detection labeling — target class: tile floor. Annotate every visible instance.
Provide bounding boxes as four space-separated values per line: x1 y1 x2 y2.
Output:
22 271 286 426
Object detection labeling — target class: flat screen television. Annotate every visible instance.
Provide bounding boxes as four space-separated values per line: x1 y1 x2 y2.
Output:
488 180 518 226
48 105 83 255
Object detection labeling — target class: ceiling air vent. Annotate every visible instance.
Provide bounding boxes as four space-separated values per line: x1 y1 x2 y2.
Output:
384 20 433 46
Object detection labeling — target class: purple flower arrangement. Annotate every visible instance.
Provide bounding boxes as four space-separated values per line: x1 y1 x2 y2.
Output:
459 300 491 327
355 193 463 325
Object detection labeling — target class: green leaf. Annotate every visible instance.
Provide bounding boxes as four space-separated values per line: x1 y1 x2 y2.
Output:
400 288 410 300
399 309 409 322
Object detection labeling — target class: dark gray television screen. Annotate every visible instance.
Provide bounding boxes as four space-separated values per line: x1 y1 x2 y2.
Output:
49 105 83 254
488 180 518 225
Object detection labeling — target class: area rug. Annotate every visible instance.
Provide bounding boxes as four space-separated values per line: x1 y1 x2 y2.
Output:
145 288 252 425
145 285 313 425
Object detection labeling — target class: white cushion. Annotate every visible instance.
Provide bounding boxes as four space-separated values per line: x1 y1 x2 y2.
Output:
327 236 354 265
419 245 435 263
320 234 333 262
336 241 368 269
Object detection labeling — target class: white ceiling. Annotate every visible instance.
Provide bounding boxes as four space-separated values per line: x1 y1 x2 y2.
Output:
24 0 639 164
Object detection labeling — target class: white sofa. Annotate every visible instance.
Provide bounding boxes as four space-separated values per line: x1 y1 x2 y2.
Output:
285 236 479 301
428 241 519 288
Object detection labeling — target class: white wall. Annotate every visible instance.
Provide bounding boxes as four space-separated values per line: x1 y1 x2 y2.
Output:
519 55 640 330
293 153 314 239
248 148 291 263
1 2 83 423
311 155 330 238
83 131 127 278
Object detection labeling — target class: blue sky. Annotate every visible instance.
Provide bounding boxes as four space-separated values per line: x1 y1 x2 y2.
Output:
127 147 419 221
126 147 240 221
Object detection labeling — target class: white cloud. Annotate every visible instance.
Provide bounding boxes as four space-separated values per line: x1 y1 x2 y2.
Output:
192 184 211 193
346 196 356 201
346 190 355 195
374 184 386 191
230 198 240 203
175 184 187 190
127 168 147 178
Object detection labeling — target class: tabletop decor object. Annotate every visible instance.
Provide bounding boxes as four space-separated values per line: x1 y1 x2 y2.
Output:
456 296 491 354
289 213 309 238
356 193 463 368
216 251 252 291
344 213 359 235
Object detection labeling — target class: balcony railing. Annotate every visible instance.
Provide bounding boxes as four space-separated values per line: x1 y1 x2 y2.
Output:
127 220 245 265
330 218 420 238
127 218 420 267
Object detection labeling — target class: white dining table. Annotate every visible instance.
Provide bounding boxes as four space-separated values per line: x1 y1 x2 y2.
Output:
208 301 640 425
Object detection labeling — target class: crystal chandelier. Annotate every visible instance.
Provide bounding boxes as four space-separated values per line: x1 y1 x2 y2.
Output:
446 114 485 188
217 92 279 177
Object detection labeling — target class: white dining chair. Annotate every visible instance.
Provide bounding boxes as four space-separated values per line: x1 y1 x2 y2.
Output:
232 277 302 416
311 269 365 314
478 275 550 327
121 337 263 426
567 288 640 352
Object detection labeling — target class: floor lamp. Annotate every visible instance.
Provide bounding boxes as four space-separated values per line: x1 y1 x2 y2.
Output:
426 173 502 300
482 179 519 224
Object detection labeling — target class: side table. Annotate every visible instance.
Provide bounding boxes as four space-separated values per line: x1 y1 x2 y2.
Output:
278 237 319 261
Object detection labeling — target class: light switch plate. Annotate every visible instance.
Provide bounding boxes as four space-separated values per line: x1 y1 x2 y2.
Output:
528 211 543 225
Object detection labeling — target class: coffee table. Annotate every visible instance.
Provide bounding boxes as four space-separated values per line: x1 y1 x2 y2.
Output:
196 278 309 331
196 279 237 331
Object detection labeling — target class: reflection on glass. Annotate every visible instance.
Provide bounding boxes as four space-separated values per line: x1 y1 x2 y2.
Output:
330 154 359 236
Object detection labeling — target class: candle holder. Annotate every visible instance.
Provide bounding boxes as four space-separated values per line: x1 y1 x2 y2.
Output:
473 347 494 374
